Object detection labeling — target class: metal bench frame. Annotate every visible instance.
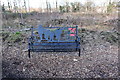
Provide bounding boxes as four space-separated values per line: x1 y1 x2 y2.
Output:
28 25 81 58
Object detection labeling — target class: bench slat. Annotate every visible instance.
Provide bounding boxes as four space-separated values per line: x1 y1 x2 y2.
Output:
32 42 78 45
30 49 78 52
29 45 80 48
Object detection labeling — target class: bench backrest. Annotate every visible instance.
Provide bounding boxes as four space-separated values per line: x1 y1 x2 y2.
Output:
31 25 78 42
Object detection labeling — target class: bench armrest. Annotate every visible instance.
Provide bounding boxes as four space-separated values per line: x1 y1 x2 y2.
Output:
78 37 80 41
76 36 80 41
28 36 33 44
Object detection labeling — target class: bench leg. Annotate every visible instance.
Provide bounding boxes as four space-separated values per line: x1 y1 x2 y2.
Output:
78 49 81 57
28 49 31 58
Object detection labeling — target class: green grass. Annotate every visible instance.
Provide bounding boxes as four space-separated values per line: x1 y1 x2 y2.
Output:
7 32 23 43
1 32 23 43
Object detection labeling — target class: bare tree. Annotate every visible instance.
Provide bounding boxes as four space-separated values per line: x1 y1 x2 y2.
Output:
56 0 58 10
13 0 18 13
46 0 49 12
23 0 27 13
65 2 70 13
49 2 51 12
7 0 11 11
27 0 30 12
18 0 24 25
84 0 94 12
2 2 5 12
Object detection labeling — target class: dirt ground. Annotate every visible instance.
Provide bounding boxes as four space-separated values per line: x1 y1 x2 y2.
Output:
2 12 119 78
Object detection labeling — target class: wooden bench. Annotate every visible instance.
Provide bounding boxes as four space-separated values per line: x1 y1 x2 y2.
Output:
28 25 81 58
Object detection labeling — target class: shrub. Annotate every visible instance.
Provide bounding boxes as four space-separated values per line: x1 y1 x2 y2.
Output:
7 32 23 43
100 31 119 45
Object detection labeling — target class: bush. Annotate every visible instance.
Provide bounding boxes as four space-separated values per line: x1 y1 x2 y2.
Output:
3 13 29 19
100 31 119 45
6 32 23 43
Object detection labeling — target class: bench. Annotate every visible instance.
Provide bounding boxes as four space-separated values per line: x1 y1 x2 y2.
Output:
28 25 81 58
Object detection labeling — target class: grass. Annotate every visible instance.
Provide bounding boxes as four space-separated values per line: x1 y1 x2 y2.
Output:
7 32 23 43
77 27 119 45
100 31 119 45
1 32 23 43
